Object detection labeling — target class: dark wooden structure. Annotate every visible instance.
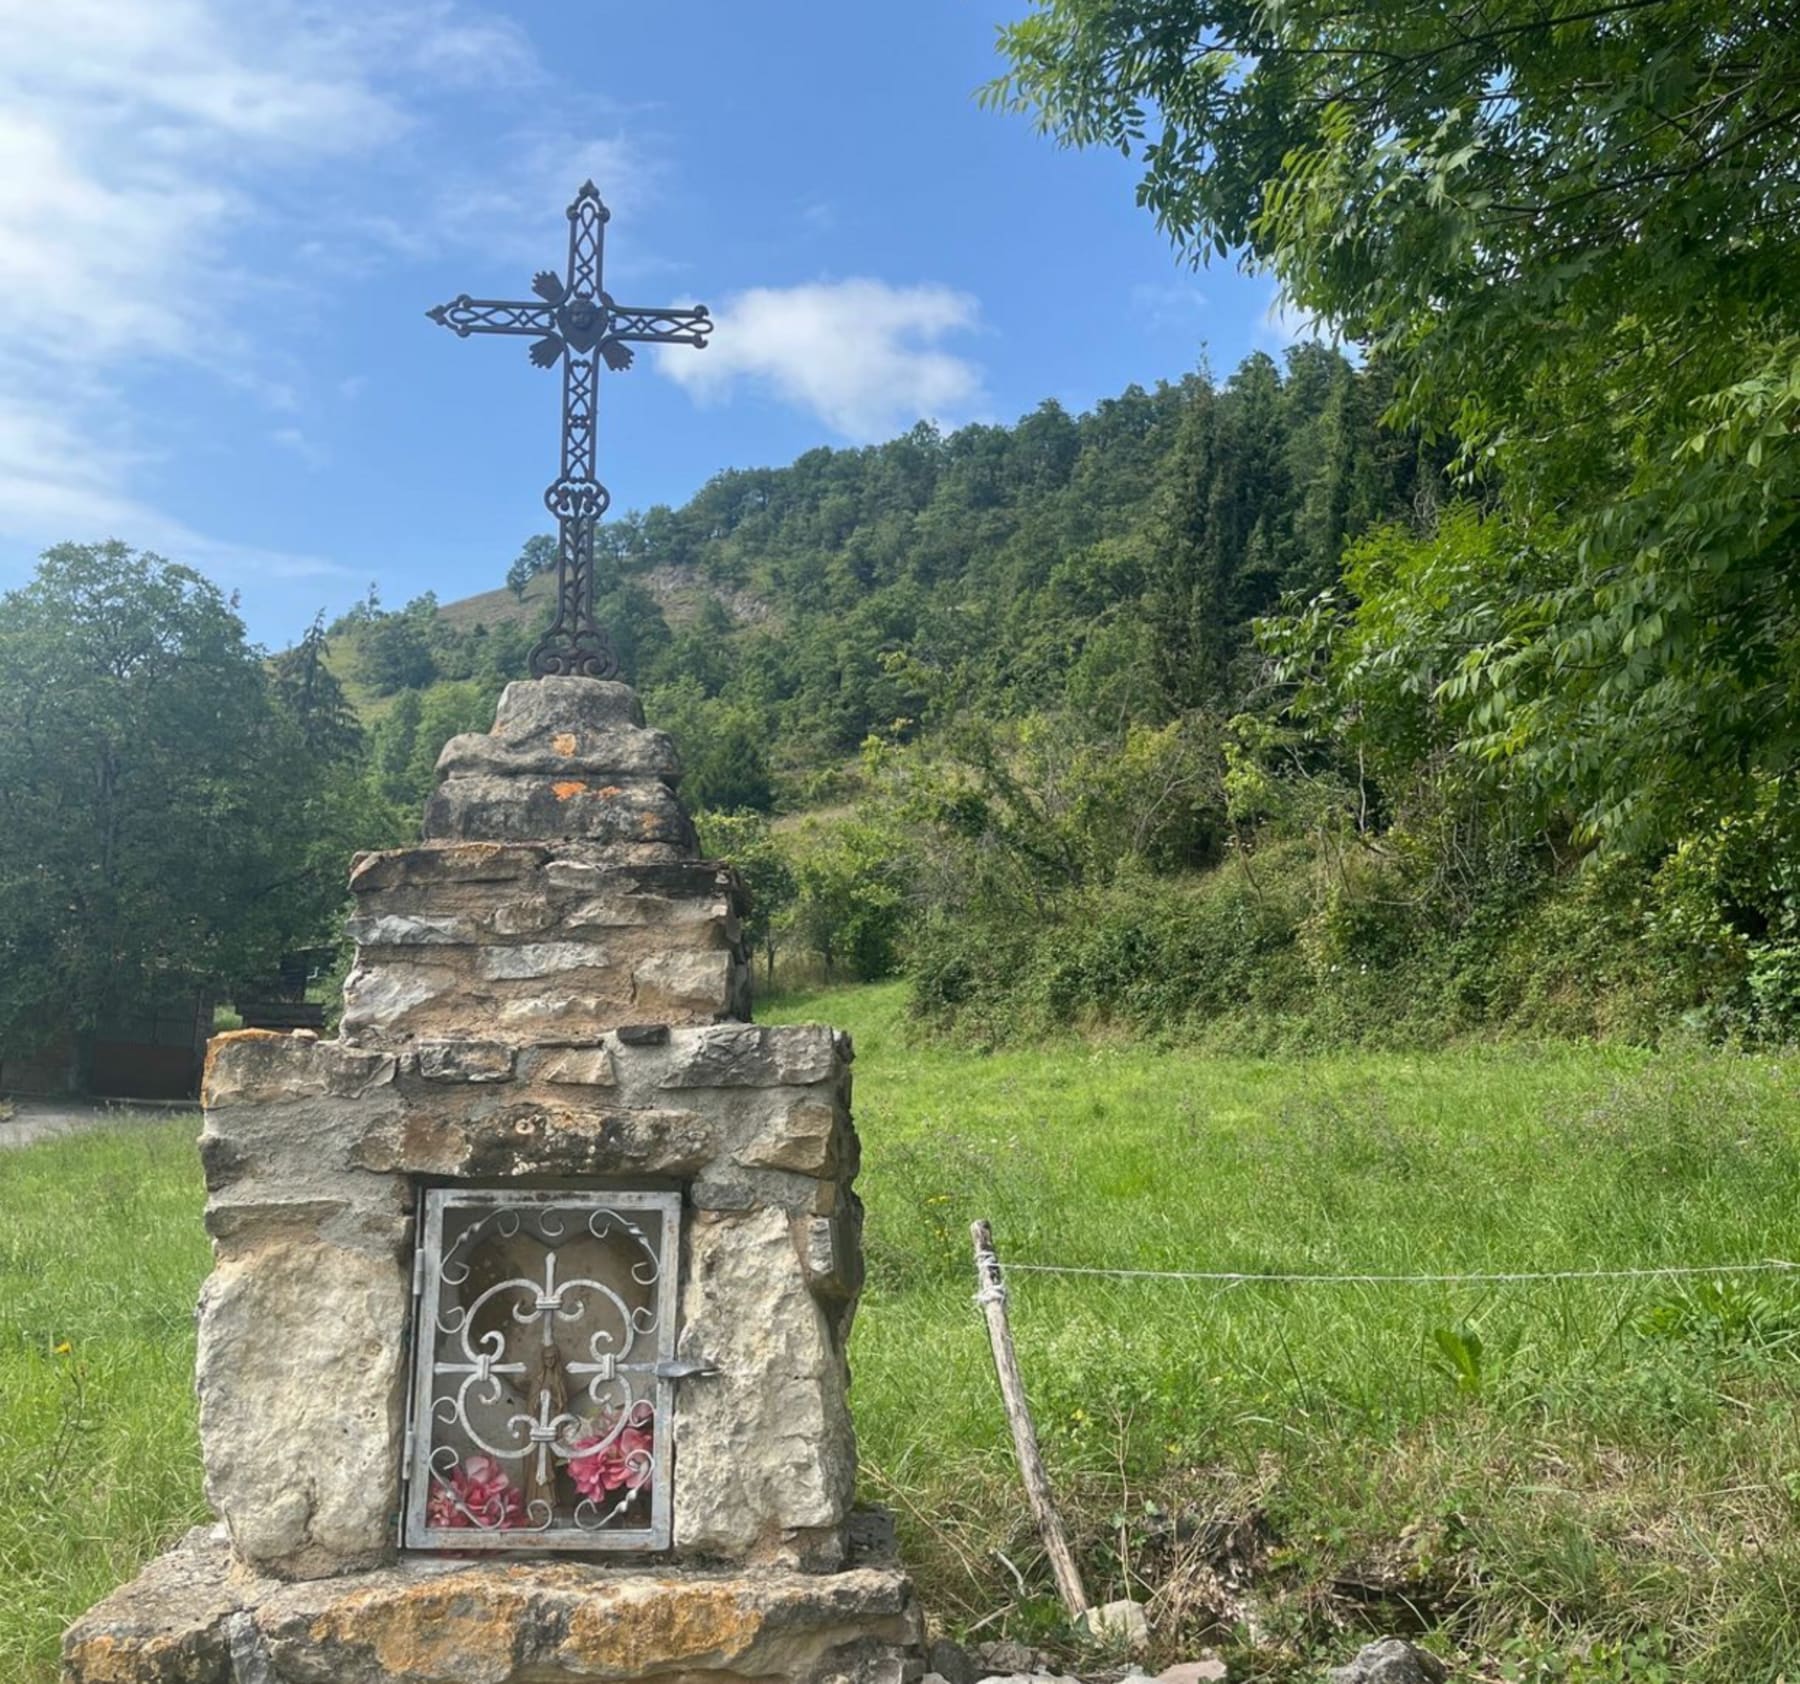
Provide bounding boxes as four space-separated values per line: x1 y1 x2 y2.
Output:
0 989 214 1100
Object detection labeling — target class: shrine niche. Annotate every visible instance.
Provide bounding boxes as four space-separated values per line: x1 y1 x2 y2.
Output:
404 1187 682 1551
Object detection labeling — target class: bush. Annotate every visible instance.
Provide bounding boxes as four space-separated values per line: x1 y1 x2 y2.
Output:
900 833 1763 1053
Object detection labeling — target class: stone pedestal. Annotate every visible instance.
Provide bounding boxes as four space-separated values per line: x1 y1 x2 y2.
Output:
65 679 919 1684
65 1526 921 1684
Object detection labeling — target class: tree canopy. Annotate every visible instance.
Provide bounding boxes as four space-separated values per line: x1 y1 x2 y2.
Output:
990 0 1800 847
0 543 381 1061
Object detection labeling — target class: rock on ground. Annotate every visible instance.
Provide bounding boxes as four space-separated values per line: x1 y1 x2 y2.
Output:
1077 1599 1150 1653
1327 1637 1450 1684
1156 1662 1229 1683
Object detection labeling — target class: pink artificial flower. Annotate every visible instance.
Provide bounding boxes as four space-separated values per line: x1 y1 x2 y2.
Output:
427 1454 525 1530
568 1402 655 1502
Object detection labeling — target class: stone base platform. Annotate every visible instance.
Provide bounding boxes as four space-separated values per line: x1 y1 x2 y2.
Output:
65 1527 924 1684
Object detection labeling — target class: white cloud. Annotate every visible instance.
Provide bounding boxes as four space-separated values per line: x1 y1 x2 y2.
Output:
0 0 400 562
271 428 329 470
657 279 985 442
422 133 650 270
1132 281 1209 335
0 390 347 591
0 0 655 600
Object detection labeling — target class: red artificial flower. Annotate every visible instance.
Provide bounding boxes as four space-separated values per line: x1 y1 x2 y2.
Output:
427 1454 525 1530
568 1403 655 1503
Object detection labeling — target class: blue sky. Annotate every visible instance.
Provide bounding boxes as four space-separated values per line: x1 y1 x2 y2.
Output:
0 0 1297 648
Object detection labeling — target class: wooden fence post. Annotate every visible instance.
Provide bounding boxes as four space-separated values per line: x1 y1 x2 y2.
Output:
970 1219 1090 1618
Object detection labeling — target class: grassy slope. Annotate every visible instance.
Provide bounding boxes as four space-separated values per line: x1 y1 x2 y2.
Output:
5 993 1800 1679
764 985 1800 1679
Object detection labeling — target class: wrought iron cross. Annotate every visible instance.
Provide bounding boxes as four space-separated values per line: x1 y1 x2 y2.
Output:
428 181 712 679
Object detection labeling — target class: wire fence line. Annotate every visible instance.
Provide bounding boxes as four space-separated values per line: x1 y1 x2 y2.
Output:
992 1258 1800 1288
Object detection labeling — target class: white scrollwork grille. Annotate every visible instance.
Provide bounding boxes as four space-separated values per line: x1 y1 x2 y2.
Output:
402 1188 680 1551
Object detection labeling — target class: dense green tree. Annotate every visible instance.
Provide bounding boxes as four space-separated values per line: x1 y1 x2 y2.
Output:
270 612 362 761
785 815 910 981
365 680 500 814
0 544 367 1063
647 677 775 814
356 592 439 694
695 811 798 983
506 534 556 599
369 688 424 807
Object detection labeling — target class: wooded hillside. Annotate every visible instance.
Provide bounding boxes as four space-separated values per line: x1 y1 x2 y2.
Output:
331 345 1416 816
315 335 1800 1049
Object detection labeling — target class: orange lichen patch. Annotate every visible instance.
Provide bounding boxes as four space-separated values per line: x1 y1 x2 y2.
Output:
61 1633 191 1684
598 785 624 798
298 1573 766 1681
551 780 588 801
562 1579 761 1671
552 731 579 755
306 1579 529 1680
200 1030 289 1106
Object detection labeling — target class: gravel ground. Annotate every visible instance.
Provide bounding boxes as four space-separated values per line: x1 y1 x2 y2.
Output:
0 1098 194 1151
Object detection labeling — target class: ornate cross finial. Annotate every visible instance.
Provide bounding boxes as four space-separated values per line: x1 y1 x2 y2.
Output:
428 182 713 679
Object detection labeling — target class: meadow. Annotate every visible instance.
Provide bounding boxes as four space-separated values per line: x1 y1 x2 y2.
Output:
5 986 1800 1680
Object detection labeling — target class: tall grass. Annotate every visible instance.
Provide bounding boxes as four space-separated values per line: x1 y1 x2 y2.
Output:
0 1123 210 1683
4 992 1799 1679
767 985 1800 1680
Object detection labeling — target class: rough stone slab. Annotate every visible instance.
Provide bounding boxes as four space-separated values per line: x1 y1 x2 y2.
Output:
633 950 736 1017
415 1040 515 1083
565 890 730 930
437 725 681 783
350 1102 713 1179
196 1237 408 1579
495 674 646 732
487 897 557 935
338 962 461 1041
545 857 742 900
803 1214 858 1299
65 1527 922 1684
659 1024 842 1089
691 1167 836 1216
349 843 549 893
496 991 616 1030
200 1089 406 1205
342 913 476 947
1155 1662 1229 1684
975 1675 1082 1684
529 1045 616 1085
202 1035 395 1109
1328 1639 1449 1684
1078 1598 1150 1652
202 1196 410 1260
423 774 696 851
479 941 619 981
735 1097 842 1175
61 1528 240 1684
673 1206 856 1558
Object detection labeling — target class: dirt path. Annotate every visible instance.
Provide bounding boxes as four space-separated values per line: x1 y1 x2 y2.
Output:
0 1097 196 1151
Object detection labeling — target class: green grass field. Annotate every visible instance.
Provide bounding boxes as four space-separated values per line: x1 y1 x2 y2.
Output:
6 986 1800 1680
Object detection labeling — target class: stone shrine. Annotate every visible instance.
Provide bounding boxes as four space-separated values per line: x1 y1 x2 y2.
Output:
64 678 923 1684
